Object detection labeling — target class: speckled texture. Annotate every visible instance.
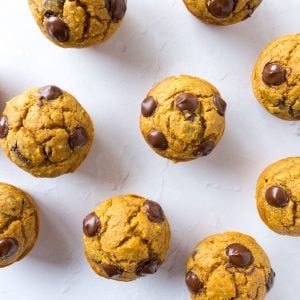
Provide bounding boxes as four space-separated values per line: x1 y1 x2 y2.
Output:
0 183 39 268
140 75 226 162
182 0 262 26
0 87 94 177
83 194 171 282
28 0 126 48
186 232 273 300
252 34 300 120
256 157 300 236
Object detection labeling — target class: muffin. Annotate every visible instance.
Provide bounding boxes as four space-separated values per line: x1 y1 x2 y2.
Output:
83 194 171 281
140 75 226 162
0 183 39 268
0 85 94 177
256 157 300 236
185 232 275 299
182 0 263 26
252 34 300 120
28 0 127 48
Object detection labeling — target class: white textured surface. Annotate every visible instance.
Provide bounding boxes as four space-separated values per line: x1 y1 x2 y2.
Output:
0 0 299 299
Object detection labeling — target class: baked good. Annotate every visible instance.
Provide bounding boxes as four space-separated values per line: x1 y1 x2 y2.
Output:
83 194 171 281
0 183 39 268
0 85 94 177
140 75 226 162
252 34 300 120
28 0 127 48
182 0 263 26
185 232 275 299
256 157 300 236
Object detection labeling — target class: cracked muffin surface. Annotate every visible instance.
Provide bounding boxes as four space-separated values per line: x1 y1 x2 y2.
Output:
28 0 127 48
185 232 274 300
0 86 94 178
182 0 262 26
140 75 226 162
83 194 171 282
0 183 39 268
256 157 300 236
252 34 300 120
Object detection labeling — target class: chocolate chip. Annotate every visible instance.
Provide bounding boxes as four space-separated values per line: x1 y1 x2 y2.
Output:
105 0 127 23
68 127 88 150
10 145 30 164
101 263 122 278
44 10 57 18
226 243 254 268
207 0 236 18
145 200 165 223
195 140 215 157
267 269 275 291
0 238 18 259
38 85 63 101
185 271 203 294
213 95 227 116
141 96 157 117
45 16 70 42
262 63 286 86
83 212 101 237
265 186 289 208
146 130 168 150
136 258 161 276
175 93 198 114
0 115 9 139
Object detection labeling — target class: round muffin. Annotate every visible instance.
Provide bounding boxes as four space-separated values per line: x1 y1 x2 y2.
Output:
0 86 94 177
185 232 275 300
83 194 171 282
182 0 262 26
28 0 127 48
0 183 39 268
256 157 300 236
140 75 226 162
252 34 300 120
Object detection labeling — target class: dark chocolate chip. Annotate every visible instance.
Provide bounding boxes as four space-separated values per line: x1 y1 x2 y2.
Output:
38 85 63 101
185 271 203 294
44 10 57 18
101 263 122 278
136 258 161 276
226 243 254 268
0 238 19 259
146 130 168 150
83 212 101 237
195 140 215 157
68 127 88 150
175 93 198 114
207 0 236 18
213 95 227 116
267 269 275 291
105 0 127 23
145 200 165 223
45 16 70 42
0 115 9 139
265 186 289 208
262 63 286 86
10 145 31 164
141 96 157 117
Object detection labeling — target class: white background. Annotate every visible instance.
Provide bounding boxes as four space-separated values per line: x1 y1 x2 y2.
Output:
0 1 299 299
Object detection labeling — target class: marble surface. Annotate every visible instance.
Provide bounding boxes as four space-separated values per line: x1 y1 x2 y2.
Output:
0 0 299 299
